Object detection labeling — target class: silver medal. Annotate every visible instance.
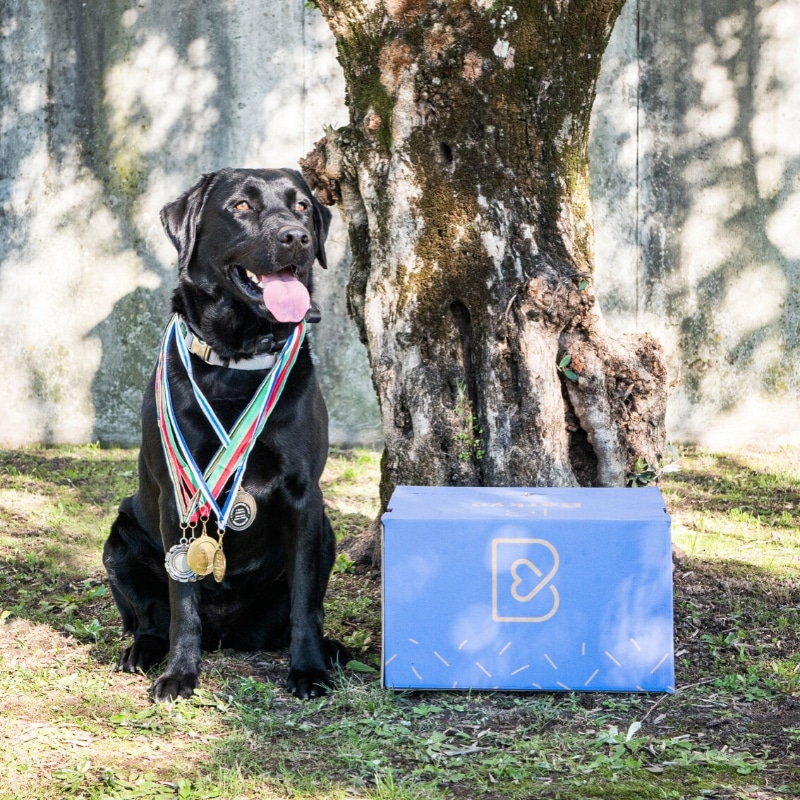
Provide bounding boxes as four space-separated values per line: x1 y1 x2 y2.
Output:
226 489 257 531
165 541 199 582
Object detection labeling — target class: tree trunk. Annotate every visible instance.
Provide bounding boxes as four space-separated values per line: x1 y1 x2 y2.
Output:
302 0 668 517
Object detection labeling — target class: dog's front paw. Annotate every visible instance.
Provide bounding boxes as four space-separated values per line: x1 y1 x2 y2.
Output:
287 667 332 700
118 634 168 674
151 668 198 702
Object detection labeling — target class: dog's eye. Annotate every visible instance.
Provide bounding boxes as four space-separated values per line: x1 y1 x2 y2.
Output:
234 201 251 211
295 200 309 213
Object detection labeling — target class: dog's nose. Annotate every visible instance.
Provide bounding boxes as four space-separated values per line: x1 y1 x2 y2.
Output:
278 225 311 249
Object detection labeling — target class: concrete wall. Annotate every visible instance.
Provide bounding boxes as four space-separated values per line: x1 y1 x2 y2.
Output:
1 0 798 450
592 0 800 449
0 0 379 447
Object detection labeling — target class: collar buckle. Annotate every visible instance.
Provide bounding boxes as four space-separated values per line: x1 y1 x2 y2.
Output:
188 336 213 363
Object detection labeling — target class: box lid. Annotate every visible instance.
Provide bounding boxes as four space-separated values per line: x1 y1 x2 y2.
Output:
383 486 670 522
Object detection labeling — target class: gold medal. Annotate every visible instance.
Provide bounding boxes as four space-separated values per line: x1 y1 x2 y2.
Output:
212 548 227 583
186 532 218 577
227 489 257 531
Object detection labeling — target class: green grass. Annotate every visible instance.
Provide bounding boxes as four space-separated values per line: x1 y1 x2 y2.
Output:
0 444 798 799
664 447 800 575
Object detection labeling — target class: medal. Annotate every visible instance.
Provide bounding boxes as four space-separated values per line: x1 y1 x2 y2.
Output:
165 540 199 583
186 531 219 577
155 316 307 582
212 548 227 583
226 489 257 531
212 529 227 583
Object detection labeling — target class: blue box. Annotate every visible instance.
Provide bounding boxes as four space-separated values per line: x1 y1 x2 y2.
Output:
381 486 674 693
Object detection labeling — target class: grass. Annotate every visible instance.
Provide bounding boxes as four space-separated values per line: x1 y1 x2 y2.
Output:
664 447 800 575
0 444 798 799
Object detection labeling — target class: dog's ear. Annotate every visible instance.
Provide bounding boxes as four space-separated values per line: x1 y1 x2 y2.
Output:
160 172 218 272
312 196 332 270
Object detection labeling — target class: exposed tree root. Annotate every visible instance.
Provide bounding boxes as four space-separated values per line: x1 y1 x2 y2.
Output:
561 313 668 486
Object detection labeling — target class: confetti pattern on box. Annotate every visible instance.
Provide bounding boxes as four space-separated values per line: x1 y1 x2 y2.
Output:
383 629 674 693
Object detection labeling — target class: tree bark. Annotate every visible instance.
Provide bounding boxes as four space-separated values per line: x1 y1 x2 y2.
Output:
302 0 668 517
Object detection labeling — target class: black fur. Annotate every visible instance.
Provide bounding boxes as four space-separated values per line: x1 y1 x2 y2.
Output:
103 168 346 701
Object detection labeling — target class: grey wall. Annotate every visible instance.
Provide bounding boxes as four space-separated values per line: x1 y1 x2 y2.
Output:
592 0 800 449
1 0 798 450
0 0 379 447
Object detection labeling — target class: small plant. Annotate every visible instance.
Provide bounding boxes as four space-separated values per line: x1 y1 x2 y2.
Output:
64 618 103 642
701 629 746 659
346 658 378 674
588 723 646 771
53 760 93 793
713 668 779 701
627 445 681 487
557 353 578 381
371 769 410 800
84 581 108 600
454 380 484 463
344 628 373 655
331 552 355 575
784 726 800 743
628 457 659 487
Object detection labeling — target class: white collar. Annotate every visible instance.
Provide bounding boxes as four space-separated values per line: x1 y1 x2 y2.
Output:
179 319 279 371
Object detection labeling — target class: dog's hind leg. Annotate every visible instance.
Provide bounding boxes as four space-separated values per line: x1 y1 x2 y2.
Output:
103 499 170 673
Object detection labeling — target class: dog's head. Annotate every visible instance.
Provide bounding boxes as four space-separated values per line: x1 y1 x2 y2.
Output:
161 168 331 325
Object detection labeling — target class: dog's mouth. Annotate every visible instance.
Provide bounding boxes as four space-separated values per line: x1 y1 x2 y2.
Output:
230 265 310 324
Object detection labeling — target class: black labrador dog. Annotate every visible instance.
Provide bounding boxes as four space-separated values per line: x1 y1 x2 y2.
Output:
103 168 345 701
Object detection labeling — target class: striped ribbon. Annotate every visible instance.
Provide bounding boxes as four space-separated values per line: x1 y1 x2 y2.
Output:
154 314 306 530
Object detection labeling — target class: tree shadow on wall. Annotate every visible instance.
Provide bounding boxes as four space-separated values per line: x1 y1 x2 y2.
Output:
72 1 377 447
74 3 234 445
90 287 167 446
72 2 302 444
636 0 800 413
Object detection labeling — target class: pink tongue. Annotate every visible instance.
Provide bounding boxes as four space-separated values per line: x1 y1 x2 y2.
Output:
261 271 310 323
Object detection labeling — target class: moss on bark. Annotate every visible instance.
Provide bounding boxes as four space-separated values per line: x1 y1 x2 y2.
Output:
308 0 666 508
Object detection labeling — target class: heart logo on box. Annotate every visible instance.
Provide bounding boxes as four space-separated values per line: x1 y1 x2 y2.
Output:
510 557 555 602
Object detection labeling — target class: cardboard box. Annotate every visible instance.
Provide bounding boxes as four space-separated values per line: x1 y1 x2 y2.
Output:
381 486 674 693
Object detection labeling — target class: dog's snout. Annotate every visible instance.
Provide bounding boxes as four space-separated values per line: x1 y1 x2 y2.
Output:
278 225 311 249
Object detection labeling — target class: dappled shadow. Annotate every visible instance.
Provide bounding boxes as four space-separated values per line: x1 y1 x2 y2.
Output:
0 443 379 667
0 0 376 448
0 448 137 670
646 2 800 412
592 0 800 447
198 554 800 795
0 444 798 794
0 447 138 511
661 449 800 521
0 447 136 654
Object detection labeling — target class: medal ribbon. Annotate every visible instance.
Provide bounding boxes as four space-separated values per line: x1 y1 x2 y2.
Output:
155 314 306 530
